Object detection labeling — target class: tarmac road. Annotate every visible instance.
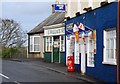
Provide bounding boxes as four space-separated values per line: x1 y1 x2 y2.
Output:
1 60 91 83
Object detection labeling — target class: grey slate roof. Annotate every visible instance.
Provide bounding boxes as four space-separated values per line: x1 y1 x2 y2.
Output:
27 13 65 35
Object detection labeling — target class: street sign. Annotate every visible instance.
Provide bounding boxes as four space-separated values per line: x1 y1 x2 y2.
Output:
54 4 66 12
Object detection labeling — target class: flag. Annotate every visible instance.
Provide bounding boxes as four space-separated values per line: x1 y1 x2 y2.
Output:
82 32 85 38
72 24 79 32
72 24 79 42
82 32 86 42
88 31 93 38
78 23 85 30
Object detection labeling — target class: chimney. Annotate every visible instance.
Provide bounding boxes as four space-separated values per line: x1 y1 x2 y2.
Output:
76 12 80 17
100 0 108 7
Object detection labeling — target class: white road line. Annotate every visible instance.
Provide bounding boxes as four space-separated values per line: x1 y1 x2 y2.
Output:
14 81 21 84
0 73 10 79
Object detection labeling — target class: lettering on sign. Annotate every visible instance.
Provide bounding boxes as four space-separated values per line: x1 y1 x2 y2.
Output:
45 27 65 36
54 4 66 12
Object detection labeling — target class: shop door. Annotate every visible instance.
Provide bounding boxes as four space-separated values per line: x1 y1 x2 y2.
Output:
53 47 59 63
53 36 60 63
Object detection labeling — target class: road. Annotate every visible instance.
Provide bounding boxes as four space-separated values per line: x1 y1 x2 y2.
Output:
1 60 90 83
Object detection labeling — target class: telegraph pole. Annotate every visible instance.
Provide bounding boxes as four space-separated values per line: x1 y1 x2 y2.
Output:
117 0 120 83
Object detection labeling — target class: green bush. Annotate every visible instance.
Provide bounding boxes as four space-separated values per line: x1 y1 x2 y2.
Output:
1 47 27 59
2 48 11 58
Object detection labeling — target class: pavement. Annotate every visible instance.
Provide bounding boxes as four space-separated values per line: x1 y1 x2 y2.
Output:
10 58 104 84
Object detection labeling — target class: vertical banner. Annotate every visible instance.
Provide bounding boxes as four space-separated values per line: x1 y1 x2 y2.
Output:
81 42 86 74
66 36 73 65
74 37 80 64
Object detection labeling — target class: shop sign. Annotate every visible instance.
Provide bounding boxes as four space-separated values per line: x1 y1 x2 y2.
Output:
44 27 65 36
54 4 66 12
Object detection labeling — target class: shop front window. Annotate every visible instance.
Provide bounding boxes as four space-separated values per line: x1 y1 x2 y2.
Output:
87 38 95 67
103 29 116 65
46 37 52 52
60 36 65 52
45 35 65 52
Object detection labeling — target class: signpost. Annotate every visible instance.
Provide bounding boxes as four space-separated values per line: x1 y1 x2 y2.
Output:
54 4 66 12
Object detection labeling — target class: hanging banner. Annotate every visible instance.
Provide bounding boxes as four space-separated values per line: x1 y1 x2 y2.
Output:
74 38 80 64
66 36 73 56
72 24 79 42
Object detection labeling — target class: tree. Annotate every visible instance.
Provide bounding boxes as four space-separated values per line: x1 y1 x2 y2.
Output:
0 18 27 48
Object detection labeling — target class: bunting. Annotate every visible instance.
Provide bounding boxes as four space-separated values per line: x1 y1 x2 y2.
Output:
72 24 79 42
78 22 85 31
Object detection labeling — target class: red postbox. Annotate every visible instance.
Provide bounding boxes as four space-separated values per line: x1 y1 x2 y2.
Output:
67 56 75 72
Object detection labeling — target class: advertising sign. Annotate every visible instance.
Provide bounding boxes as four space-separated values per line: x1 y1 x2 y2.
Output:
54 4 66 12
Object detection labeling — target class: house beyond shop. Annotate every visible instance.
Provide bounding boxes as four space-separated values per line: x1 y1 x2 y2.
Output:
65 2 117 82
27 13 65 59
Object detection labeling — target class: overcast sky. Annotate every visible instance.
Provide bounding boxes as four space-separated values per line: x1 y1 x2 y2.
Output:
1 0 62 32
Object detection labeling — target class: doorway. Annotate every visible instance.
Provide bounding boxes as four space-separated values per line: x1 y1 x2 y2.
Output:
53 36 60 63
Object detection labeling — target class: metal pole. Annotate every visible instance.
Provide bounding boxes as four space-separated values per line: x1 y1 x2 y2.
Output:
117 0 120 83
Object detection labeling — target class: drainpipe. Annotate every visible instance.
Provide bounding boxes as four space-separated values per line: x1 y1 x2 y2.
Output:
117 0 120 83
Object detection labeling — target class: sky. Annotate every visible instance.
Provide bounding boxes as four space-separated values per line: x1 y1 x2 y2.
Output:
0 0 64 32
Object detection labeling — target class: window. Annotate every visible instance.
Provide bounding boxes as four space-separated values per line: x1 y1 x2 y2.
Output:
103 29 116 65
87 38 95 67
46 37 53 52
60 36 65 52
30 36 40 52
45 36 65 52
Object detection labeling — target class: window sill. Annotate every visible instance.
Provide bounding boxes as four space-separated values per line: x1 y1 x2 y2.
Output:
102 61 117 65
60 51 65 53
87 65 95 67
45 51 52 53
29 52 40 54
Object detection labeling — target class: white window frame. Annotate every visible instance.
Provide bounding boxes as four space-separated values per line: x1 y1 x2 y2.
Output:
30 35 40 52
87 38 95 67
102 0 116 3
46 37 52 52
60 35 65 52
103 29 116 65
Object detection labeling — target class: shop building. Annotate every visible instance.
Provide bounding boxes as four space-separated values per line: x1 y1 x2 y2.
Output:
27 2 66 58
43 13 65 64
65 2 118 82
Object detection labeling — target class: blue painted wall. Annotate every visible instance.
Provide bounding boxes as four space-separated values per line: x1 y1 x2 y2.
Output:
65 2 117 83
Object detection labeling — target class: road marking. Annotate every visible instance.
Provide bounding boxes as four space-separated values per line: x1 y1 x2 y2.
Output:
0 73 9 79
14 81 21 84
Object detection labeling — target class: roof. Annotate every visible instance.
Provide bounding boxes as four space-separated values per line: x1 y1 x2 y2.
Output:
27 13 65 35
